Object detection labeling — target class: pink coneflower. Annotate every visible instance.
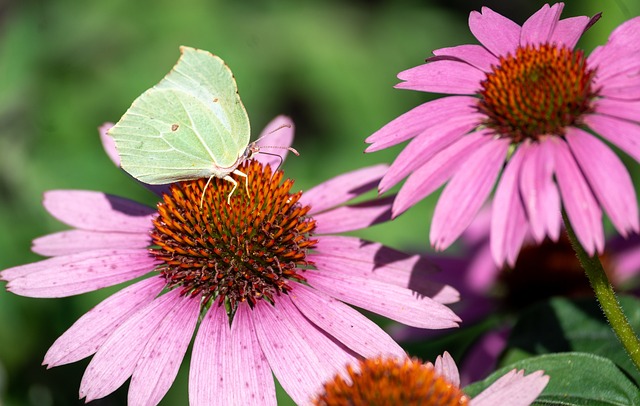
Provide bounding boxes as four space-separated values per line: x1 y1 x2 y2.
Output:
391 207 640 385
313 352 548 405
1 116 460 406
366 3 640 266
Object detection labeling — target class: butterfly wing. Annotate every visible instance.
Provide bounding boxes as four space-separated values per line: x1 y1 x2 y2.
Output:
108 46 251 185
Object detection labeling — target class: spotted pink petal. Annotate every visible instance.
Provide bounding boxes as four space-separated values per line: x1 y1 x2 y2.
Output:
32 229 150 257
312 196 393 234
5 249 157 298
566 127 639 236
254 115 295 169
252 298 358 406
301 164 387 214
519 140 561 243
431 138 510 251
128 294 200 406
43 190 155 233
471 370 549 406
553 139 603 255
291 284 406 359
365 96 478 152
304 269 460 329
392 131 490 217
189 303 275 406
520 3 563 45
490 145 528 267
431 44 498 72
468 6 520 58
379 113 479 194
396 61 486 94
433 351 460 387
79 290 180 402
43 277 165 367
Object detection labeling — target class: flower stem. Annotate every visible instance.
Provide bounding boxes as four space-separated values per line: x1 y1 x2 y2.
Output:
562 209 640 371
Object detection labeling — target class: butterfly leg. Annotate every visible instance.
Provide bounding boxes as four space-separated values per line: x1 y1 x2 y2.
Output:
223 175 239 205
232 168 250 196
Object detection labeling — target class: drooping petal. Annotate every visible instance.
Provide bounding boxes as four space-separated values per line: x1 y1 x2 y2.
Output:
99 122 119 167
379 114 479 194
128 294 200 406
311 236 459 304
586 114 640 161
189 303 274 406
252 298 358 406
32 229 150 257
566 127 639 236
519 140 562 242
490 144 528 267
553 139 603 255
396 61 485 94
79 290 179 402
520 3 563 46
44 276 165 367
43 191 155 232
291 284 406 359
468 7 521 58
550 16 592 49
471 370 549 406
5 249 157 298
433 351 460 387
392 131 489 217
312 196 392 234
431 138 510 251
254 115 295 168
189 305 229 406
304 269 460 329
365 96 478 152
301 165 387 214
431 44 498 72
593 98 640 123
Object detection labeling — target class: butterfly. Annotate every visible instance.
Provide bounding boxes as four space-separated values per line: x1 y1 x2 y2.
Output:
108 46 260 204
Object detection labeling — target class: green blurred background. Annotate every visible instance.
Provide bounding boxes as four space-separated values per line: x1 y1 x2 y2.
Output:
0 1 638 404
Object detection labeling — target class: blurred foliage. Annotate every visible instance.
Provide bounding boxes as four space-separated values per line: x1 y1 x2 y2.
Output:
0 0 639 405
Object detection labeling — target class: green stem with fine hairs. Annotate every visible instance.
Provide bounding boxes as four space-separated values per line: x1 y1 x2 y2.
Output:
563 209 640 371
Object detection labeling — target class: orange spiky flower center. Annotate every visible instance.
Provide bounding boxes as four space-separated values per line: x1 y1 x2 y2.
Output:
477 43 597 142
313 357 470 405
150 160 317 310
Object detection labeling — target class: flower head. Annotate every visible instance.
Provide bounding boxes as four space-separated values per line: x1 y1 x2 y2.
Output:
1 116 460 406
313 352 548 406
367 3 640 266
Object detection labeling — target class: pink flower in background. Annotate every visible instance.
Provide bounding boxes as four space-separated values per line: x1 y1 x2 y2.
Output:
392 208 640 385
367 3 640 266
1 116 460 406
313 352 548 405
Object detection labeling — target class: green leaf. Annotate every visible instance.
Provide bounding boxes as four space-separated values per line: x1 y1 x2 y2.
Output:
464 352 640 405
503 295 640 386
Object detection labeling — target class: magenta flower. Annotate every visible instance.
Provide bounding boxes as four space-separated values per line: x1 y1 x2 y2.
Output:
1 116 460 406
366 3 640 266
313 352 548 405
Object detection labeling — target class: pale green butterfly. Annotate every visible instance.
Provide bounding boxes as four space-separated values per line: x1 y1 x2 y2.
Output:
108 46 282 204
